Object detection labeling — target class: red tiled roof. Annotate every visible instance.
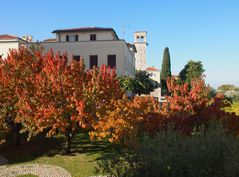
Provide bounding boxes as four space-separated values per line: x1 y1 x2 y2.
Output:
43 38 56 42
52 27 119 39
52 27 113 33
146 67 160 71
0 34 18 40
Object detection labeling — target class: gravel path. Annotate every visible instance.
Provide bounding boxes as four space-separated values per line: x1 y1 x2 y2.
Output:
0 156 72 177
0 156 110 177
0 164 72 177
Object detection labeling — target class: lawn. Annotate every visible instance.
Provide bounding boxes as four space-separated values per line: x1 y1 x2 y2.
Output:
0 131 118 177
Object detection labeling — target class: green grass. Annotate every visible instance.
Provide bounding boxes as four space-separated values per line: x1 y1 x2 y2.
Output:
0 131 119 177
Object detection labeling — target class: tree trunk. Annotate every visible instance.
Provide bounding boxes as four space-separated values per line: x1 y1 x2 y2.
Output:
14 123 21 145
65 132 73 154
6 115 21 145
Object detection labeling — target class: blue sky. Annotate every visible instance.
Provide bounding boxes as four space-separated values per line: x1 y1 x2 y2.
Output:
1 0 238 88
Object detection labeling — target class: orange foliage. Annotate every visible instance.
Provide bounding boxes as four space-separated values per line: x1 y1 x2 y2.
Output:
90 95 158 144
91 77 239 144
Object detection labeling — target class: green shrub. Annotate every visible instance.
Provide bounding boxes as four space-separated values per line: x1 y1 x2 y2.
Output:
96 123 239 177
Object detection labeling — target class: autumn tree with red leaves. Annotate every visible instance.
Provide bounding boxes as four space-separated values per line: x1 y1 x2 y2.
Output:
160 78 211 133
90 78 213 144
17 50 122 153
162 78 239 135
83 65 123 124
0 47 43 145
18 53 86 153
2 47 238 153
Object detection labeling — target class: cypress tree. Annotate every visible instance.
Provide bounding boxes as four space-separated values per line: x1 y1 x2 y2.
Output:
160 47 171 95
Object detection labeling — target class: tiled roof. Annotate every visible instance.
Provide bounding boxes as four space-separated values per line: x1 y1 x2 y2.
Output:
0 34 18 40
52 27 113 33
52 27 119 39
146 67 160 71
43 38 56 42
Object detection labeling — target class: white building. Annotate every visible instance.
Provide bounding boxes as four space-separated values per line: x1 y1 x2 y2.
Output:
146 66 162 102
27 27 136 77
146 66 160 84
0 34 28 59
134 31 147 71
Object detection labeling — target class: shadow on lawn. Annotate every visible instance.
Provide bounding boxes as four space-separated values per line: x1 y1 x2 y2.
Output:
0 131 119 165
71 132 121 160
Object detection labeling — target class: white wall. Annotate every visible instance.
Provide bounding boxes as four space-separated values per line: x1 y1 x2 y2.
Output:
26 40 135 77
147 70 161 84
150 88 162 102
56 31 116 42
124 43 135 77
0 41 19 59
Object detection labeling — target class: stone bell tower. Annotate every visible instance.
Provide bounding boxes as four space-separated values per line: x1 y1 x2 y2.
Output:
134 31 147 71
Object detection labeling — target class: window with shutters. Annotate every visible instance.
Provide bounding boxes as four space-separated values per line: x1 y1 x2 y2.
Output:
107 55 116 68
90 34 96 41
59 55 67 60
73 55 80 61
90 55 98 69
66 35 78 42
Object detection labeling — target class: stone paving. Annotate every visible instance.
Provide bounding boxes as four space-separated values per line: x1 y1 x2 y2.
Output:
0 156 72 177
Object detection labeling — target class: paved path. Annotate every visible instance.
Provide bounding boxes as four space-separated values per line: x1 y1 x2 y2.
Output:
0 156 72 177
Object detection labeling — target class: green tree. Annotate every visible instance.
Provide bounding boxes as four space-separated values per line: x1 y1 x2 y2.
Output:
218 84 239 93
179 60 205 84
160 47 171 95
118 76 135 92
119 71 155 96
133 71 155 95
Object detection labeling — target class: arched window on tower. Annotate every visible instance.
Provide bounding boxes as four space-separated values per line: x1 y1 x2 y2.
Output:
136 35 140 42
140 36 144 42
